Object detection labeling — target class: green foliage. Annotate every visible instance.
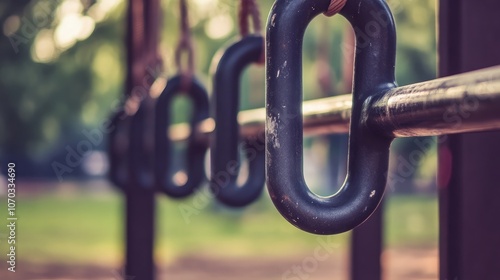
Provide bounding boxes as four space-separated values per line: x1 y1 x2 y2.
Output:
385 195 438 246
391 0 437 85
0 0 124 156
0 0 437 158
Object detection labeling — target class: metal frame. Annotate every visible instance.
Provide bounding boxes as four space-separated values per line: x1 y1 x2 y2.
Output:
438 0 500 279
115 0 500 278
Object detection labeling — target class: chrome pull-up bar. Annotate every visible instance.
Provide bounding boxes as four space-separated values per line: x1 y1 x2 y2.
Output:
169 65 500 143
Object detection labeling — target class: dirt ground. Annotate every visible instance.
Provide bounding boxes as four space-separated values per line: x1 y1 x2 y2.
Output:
0 247 437 280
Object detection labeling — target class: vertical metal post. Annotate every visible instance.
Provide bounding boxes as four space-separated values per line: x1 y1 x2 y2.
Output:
351 206 383 280
438 0 500 278
348 23 382 280
125 190 155 280
124 0 159 279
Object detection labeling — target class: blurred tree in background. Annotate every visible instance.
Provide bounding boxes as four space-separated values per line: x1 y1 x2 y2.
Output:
0 0 124 159
0 0 436 179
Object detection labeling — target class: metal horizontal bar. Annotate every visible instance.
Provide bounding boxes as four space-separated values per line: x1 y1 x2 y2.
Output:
369 66 500 137
169 66 500 142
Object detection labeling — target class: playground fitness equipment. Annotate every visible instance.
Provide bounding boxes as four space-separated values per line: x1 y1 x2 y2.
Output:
110 0 500 235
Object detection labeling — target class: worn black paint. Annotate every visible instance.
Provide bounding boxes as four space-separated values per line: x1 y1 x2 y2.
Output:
210 35 266 207
266 0 397 234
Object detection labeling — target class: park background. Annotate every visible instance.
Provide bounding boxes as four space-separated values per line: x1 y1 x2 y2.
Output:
0 0 438 279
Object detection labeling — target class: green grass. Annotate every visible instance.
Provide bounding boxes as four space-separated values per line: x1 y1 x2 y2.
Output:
0 189 123 265
0 183 438 266
385 195 439 247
